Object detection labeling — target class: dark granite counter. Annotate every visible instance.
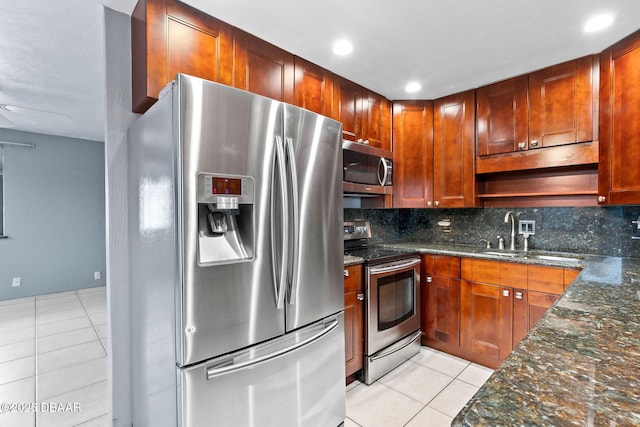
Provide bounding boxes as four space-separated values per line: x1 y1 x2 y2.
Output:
379 242 640 426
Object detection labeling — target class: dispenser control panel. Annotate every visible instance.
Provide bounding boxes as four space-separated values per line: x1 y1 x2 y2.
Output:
197 173 254 205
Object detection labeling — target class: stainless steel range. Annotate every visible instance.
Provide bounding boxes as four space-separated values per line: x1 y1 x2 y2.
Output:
344 221 421 384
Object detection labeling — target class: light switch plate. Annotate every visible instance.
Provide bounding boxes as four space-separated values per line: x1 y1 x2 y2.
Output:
518 220 536 235
12 277 21 287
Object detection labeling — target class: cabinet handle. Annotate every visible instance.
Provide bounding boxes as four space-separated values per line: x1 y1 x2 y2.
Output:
515 291 523 300
426 276 433 283
363 139 370 145
427 201 432 207
435 201 440 207
502 289 510 297
344 269 349 277
357 293 364 301
529 139 539 147
598 195 606 203
518 142 526 150
357 138 363 143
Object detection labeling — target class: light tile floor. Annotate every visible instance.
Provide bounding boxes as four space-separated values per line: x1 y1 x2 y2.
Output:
0 287 109 427
346 347 494 427
1 287 490 427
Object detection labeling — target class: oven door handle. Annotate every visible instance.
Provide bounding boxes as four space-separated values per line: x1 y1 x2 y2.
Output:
368 258 421 275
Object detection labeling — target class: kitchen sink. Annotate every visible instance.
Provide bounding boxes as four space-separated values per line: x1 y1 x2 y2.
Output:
526 253 584 263
481 251 524 258
480 249 583 263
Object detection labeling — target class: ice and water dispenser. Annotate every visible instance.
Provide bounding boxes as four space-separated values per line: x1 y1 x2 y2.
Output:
197 173 254 265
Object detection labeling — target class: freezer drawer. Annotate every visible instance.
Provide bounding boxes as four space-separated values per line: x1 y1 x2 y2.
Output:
179 313 346 427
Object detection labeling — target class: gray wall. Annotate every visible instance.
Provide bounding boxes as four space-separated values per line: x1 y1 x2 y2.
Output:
0 129 105 300
345 206 640 258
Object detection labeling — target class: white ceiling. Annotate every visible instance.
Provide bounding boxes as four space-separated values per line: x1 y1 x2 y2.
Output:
1 0 640 142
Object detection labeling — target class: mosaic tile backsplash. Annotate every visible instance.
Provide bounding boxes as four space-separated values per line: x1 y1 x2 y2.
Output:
344 206 640 258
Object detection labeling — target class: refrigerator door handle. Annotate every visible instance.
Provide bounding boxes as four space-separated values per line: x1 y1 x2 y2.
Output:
206 319 339 379
284 137 300 305
272 135 289 310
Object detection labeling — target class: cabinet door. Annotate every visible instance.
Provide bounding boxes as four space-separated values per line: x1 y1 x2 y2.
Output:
334 77 364 142
599 30 640 205
529 56 598 149
476 76 528 155
527 291 559 330
344 266 363 377
233 29 294 103
512 288 528 348
293 58 334 117
131 0 233 113
461 281 512 364
425 276 461 347
381 98 392 152
433 90 477 207
392 101 434 207
362 91 384 148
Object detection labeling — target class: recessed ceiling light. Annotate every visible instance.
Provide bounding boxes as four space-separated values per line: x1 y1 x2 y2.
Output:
584 14 614 33
332 40 353 56
405 82 422 93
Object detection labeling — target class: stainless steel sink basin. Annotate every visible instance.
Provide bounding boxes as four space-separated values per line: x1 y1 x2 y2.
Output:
481 251 524 258
526 253 584 263
479 250 583 263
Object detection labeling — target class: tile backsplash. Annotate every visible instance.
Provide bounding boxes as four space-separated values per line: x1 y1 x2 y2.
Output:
344 206 640 258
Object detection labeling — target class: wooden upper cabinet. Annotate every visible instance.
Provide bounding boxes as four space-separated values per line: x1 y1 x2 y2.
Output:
333 77 363 142
233 29 294 103
362 91 391 150
529 55 598 149
392 101 434 208
599 29 640 205
293 57 334 117
433 90 476 207
333 78 390 149
477 76 529 156
131 0 233 113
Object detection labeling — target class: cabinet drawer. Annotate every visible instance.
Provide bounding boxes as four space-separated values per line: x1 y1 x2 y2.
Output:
344 265 363 293
527 265 564 295
424 255 461 278
461 258 500 284
500 262 527 288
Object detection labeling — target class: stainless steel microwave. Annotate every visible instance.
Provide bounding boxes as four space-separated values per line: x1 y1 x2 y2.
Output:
342 141 393 196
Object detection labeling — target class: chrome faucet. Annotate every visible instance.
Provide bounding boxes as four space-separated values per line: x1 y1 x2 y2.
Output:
504 211 516 251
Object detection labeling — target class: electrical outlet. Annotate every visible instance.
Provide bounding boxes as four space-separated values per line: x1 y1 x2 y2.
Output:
94 271 101 280
518 220 536 235
12 277 21 287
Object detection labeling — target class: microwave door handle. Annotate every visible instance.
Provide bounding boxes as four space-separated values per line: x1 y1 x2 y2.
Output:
378 157 391 186
271 135 288 310
284 137 299 305
368 258 421 275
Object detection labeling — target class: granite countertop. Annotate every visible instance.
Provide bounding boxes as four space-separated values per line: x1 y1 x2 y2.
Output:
344 255 364 267
369 242 640 426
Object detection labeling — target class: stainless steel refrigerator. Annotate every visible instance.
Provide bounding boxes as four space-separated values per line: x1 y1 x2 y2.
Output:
128 74 345 427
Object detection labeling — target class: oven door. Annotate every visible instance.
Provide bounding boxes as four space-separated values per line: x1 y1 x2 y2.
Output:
366 257 421 356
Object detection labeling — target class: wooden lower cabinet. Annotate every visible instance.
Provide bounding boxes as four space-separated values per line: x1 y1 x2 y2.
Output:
460 281 513 368
344 265 363 379
424 257 581 369
422 255 461 351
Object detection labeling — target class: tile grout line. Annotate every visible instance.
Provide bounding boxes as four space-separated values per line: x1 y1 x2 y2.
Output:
77 290 107 354
72 409 109 427
39 379 108 408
